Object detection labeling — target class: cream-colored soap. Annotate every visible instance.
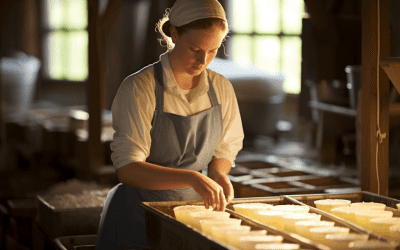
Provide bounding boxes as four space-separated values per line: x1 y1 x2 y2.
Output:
309 226 350 244
348 240 398 249
354 210 393 229
389 224 400 243
188 211 230 230
350 202 386 211
294 220 335 238
233 203 273 219
173 205 212 225
254 243 300 249
200 218 242 235
331 206 364 224
369 217 400 237
210 224 243 242
397 203 399 210
225 229 267 245
269 204 310 213
224 226 251 243
255 210 294 229
235 235 283 250
314 199 351 213
324 233 369 249
282 213 321 233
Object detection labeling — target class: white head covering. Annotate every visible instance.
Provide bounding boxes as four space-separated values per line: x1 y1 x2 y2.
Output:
169 0 227 27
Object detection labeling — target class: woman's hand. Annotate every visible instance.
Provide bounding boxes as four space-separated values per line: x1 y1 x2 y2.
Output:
207 159 234 204
189 171 226 211
211 173 234 204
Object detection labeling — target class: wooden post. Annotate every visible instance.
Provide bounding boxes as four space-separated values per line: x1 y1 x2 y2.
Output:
361 0 390 196
0 0 15 147
87 0 124 176
20 0 39 57
87 0 104 176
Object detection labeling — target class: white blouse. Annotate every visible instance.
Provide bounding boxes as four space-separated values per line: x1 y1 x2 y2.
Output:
110 52 244 169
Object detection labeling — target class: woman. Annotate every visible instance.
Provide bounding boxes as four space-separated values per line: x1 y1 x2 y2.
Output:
96 0 244 249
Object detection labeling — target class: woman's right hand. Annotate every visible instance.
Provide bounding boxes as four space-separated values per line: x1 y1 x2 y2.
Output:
189 171 227 211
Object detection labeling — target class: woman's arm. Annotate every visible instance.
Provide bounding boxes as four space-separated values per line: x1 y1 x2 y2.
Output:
117 161 196 190
117 161 227 211
208 158 234 203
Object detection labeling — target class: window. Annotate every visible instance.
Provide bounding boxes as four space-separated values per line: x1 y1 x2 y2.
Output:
42 0 88 81
228 0 305 94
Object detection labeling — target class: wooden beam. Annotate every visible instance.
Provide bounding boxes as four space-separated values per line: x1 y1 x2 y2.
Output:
361 0 390 195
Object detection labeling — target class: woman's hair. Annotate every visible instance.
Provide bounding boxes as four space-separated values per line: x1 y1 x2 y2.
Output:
156 9 230 51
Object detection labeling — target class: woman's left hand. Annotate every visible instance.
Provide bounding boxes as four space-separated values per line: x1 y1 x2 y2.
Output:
211 173 234 204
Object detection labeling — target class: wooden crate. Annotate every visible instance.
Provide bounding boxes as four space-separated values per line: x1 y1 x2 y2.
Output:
32 222 58 250
53 235 96 250
7 198 37 218
36 194 103 239
231 157 360 198
293 177 359 190
251 181 321 196
6 198 38 248
4 234 31 250
0 204 9 249
236 175 356 197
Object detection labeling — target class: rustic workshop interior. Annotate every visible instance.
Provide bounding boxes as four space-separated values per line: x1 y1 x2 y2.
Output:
1 0 400 249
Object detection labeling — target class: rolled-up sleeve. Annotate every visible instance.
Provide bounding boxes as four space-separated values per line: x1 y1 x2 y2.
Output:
212 76 244 166
110 70 156 169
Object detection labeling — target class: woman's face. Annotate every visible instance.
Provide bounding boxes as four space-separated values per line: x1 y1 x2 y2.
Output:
170 24 226 76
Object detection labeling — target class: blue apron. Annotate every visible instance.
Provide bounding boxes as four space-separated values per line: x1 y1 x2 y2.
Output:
95 61 223 249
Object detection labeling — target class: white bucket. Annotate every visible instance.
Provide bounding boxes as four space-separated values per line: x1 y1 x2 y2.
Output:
1 52 41 110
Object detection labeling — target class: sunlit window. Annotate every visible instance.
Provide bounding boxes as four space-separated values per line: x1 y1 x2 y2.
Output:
228 0 305 94
42 0 88 81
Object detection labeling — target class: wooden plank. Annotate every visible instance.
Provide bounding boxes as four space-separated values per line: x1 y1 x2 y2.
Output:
361 0 390 196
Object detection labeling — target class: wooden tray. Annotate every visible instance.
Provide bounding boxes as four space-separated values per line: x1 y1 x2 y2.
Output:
36 194 103 239
285 191 400 249
141 192 400 250
286 191 400 214
141 198 331 250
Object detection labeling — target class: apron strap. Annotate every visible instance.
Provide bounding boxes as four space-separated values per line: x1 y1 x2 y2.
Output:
153 61 164 115
207 76 220 107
